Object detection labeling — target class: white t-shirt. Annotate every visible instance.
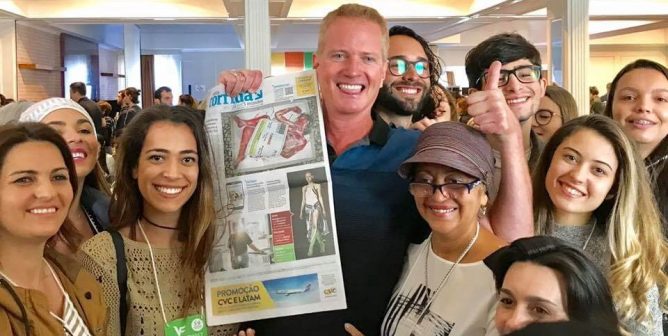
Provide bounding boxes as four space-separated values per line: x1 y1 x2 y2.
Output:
381 239 499 336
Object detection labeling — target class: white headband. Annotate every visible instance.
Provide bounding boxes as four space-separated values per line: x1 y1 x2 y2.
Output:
19 97 97 135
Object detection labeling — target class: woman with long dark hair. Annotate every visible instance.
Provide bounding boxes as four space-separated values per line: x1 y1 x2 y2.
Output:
78 105 238 335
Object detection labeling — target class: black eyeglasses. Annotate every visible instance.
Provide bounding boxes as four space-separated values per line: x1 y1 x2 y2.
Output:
409 180 482 198
533 109 561 126
478 65 541 87
388 57 430 78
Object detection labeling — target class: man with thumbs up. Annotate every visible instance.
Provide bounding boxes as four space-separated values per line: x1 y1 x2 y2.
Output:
465 33 547 170
463 33 547 241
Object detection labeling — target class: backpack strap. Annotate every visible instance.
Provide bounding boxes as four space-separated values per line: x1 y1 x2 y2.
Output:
110 231 128 336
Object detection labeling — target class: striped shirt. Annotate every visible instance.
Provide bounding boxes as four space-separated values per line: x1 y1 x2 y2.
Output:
46 262 92 336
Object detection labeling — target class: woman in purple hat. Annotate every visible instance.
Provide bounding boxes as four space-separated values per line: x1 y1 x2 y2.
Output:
377 121 506 336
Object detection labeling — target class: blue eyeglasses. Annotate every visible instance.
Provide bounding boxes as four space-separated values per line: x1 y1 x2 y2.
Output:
388 57 430 78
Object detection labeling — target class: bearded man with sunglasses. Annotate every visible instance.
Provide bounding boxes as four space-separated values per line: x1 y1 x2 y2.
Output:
373 26 446 129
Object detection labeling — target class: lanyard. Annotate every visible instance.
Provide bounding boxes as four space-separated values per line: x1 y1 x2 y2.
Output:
137 221 170 325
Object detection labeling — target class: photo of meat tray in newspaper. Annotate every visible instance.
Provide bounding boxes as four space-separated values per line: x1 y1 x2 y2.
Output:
203 70 346 326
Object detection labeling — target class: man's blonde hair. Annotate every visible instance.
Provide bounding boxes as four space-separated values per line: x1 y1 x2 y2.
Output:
316 4 389 59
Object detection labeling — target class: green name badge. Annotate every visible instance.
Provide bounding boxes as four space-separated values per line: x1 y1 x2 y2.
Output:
164 314 208 336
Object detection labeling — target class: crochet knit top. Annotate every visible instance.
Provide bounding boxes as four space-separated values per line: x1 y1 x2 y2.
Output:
78 231 238 336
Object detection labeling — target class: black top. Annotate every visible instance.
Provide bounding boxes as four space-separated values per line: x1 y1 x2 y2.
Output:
528 130 544 172
77 97 103 133
114 105 141 134
646 135 668 234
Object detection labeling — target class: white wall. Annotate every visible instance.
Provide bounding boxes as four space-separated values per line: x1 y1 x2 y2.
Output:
589 45 668 97
457 19 548 45
54 24 124 49
99 46 122 100
140 30 240 52
588 28 668 95
124 24 141 103
181 51 244 101
433 18 549 88
0 20 17 99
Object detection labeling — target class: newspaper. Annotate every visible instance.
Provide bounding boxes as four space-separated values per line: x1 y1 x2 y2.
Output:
203 70 346 325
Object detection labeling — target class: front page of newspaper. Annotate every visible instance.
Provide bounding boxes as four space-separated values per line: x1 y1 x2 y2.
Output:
204 70 346 326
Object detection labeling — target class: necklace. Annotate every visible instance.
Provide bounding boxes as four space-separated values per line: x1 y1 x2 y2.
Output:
422 223 480 318
137 221 170 324
142 216 179 230
647 154 668 168
582 222 596 251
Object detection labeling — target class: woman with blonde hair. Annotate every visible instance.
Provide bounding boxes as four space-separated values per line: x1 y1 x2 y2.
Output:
532 114 668 335
78 105 238 335
19 98 111 253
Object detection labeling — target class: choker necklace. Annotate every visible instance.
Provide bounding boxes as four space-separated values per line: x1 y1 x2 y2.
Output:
142 216 179 230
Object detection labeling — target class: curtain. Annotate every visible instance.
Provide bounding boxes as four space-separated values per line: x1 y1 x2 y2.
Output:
140 55 154 109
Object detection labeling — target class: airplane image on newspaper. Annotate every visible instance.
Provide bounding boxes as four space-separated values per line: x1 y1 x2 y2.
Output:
274 283 312 296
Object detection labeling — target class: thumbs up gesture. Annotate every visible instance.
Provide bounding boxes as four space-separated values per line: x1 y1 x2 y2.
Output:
465 61 521 144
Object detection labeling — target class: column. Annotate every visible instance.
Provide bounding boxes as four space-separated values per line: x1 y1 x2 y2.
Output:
0 20 17 99
123 24 142 105
244 0 271 74
547 0 589 115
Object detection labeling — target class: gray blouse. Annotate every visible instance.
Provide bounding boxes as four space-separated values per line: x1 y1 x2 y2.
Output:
552 221 663 336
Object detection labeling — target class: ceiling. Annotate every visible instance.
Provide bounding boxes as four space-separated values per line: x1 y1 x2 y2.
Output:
1 0 667 51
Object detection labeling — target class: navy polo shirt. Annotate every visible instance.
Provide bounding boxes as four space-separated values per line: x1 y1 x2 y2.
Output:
247 116 429 336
